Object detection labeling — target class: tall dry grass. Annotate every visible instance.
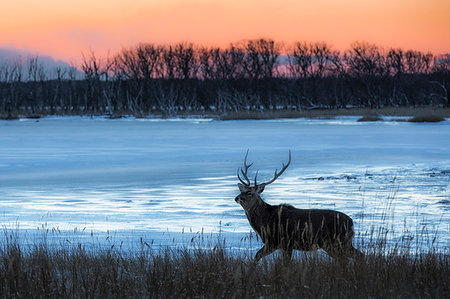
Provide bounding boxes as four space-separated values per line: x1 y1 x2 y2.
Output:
218 107 450 120
0 225 448 298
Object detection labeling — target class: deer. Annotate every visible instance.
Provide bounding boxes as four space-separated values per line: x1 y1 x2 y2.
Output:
235 150 363 263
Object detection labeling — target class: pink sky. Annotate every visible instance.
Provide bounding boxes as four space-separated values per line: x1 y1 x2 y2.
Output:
1 0 449 62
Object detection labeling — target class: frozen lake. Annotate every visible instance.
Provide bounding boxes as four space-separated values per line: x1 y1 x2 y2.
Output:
0 116 449 252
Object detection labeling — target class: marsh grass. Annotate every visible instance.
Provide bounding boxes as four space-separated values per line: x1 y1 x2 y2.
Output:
217 107 450 120
0 224 448 298
357 114 383 122
408 114 446 123
3 106 449 121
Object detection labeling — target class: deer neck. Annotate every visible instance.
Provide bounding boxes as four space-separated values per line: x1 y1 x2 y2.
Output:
244 199 270 232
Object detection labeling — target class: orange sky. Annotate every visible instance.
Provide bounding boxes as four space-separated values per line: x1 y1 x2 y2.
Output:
1 0 449 62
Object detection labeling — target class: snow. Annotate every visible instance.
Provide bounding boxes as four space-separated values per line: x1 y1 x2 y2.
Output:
0 117 449 252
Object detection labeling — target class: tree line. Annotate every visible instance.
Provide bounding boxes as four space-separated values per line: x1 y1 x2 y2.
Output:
0 39 449 118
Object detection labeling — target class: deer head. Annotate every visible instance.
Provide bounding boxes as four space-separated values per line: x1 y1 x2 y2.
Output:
235 150 291 211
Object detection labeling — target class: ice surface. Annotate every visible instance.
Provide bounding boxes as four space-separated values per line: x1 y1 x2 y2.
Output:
0 117 449 252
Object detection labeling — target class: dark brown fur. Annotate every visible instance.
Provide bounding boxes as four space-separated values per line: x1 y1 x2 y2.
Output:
235 152 363 263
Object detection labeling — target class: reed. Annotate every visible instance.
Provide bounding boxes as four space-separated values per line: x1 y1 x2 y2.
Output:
0 224 447 298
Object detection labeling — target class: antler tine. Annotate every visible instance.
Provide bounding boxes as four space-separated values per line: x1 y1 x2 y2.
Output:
254 170 259 186
262 150 291 186
237 169 248 186
237 149 253 186
243 149 253 168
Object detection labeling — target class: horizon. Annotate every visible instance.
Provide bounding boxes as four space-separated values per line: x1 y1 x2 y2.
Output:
1 0 450 63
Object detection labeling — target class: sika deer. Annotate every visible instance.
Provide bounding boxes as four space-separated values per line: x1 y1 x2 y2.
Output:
235 150 363 263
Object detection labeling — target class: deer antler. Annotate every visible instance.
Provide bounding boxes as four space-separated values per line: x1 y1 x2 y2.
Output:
261 150 291 186
237 149 253 186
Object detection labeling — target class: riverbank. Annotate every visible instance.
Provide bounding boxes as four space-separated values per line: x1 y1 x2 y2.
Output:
217 106 450 121
1 106 449 121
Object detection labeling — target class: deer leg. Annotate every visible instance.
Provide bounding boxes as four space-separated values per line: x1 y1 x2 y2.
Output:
282 249 292 265
254 245 275 263
322 243 348 262
323 243 363 265
349 246 364 260
343 237 364 260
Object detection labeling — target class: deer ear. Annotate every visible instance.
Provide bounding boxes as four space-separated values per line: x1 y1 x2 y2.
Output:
256 184 265 193
237 183 246 192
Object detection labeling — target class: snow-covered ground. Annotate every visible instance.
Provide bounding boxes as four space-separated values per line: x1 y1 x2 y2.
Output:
0 117 449 252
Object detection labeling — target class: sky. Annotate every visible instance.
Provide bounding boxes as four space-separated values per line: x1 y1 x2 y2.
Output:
1 0 449 63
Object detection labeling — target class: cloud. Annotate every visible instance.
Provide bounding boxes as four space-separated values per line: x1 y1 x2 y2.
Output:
0 47 83 80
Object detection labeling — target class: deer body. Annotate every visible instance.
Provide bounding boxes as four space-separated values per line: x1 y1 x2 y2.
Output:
235 151 363 262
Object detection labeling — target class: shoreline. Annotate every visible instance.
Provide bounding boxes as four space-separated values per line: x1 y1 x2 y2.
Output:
2 106 449 121
217 106 450 121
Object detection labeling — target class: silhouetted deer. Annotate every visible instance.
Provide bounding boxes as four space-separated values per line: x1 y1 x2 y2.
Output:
235 150 363 263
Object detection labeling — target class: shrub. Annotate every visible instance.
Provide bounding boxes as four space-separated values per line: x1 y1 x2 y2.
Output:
357 115 383 122
408 115 445 122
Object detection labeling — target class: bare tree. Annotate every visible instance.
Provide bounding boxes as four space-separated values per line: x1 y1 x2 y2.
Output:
116 48 140 80
288 42 313 79
311 42 333 78
345 42 387 77
198 47 215 80
136 43 162 79
240 38 280 79
0 39 448 117
173 42 198 80
161 45 176 79
81 50 112 113
404 50 433 74
386 48 405 76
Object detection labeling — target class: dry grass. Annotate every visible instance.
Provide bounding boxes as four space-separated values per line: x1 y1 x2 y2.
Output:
0 114 19 120
408 114 446 123
357 114 383 122
0 231 448 298
218 107 450 121
2 106 449 121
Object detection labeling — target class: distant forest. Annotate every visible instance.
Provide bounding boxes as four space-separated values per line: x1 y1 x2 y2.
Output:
0 39 449 118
